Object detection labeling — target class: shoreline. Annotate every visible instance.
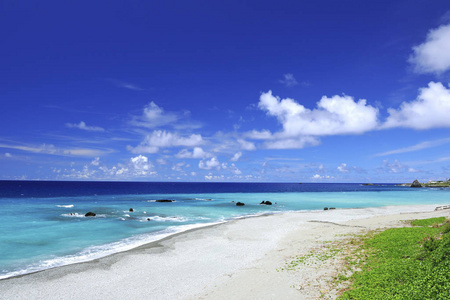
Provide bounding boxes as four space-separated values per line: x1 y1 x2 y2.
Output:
1 204 449 299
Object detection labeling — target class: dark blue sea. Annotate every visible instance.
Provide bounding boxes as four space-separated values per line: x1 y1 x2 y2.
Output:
1 180 448 279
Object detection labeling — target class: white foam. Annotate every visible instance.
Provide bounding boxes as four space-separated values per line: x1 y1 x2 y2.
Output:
194 198 213 201
149 216 188 222
56 204 74 208
61 213 85 218
61 213 106 218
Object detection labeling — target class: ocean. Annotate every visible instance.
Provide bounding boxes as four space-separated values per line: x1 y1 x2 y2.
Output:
0 180 449 279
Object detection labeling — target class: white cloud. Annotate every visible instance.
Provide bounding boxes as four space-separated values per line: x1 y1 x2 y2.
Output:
409 23 450 74
258 91 379 137
66 121 105 132
128 130 203 154
130 155 155 176
237 139 256 151
156 158 167 165
230 152 242 162
91 157 100 166
279 73 298 87
264 136 320 149
312 174 334 179
375 138 450 157
172 162 186 172
377 159 412 174
0 143 111 157
176 147 212 159
383 82 450 129
199 157 220 170
118 83 144 91
337 163 349 173
245 130 273 139
130 102 179 128
229 163 242 175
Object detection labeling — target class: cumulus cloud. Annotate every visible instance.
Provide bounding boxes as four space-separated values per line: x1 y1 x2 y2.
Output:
91 157 100 166
199 157 220 170
337 163 349 173
230 152 242 162
66 121 105 132
279 73 298 87
258 91 379 137
128 130 203 154
130 155 154 176
130 102 178 128
175 147 212 159
383 82 450 129
172 162 186 172
409 23 450 74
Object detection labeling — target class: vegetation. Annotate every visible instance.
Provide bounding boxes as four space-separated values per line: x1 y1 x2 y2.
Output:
398 179 450 187
423 179 450 187
339 217 450 299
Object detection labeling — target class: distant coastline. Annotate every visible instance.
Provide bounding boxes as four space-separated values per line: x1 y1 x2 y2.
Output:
396 179 450 188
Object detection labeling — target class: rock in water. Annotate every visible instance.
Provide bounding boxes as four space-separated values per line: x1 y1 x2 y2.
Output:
85 212 96 217
129 208 134 212
236 202 245 206
155 199 174 202
323 207 329 210
411 180 422 188
260 201 272 205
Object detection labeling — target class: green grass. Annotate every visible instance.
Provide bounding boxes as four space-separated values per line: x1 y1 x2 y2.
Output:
411 217 446 227
339 217 450 299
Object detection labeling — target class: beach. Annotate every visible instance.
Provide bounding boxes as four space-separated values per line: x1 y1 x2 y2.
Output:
1 204 449 300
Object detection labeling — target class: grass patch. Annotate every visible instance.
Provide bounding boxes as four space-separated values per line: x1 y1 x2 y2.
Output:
339 217 450 299
279 244 341 271
411 217 446 227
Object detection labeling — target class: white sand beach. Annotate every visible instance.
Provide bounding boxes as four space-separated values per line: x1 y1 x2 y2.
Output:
1 204 449 300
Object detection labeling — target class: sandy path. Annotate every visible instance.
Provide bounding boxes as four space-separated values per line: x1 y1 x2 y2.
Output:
1 205 448 300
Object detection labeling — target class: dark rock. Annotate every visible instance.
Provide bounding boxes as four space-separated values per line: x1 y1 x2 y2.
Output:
155 199 174 202
411 180 422 188
85 212 96 217
362 183 374 186
330 207 336 210
260 201 272 205
236 202 245 206
323 207 329 211
129 208 134 212
147 218 151 221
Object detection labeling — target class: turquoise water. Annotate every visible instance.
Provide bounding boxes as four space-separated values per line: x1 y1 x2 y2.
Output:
0 182 449 279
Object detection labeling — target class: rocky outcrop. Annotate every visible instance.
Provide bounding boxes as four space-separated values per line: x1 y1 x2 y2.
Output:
156 199 174 202
411 180 422 188
260 201 272 205
85 212 96 217
129 208 134 212
236 202 245 206
323 207 328 210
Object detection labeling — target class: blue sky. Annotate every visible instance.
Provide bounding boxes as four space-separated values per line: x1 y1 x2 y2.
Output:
1 0 450 182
